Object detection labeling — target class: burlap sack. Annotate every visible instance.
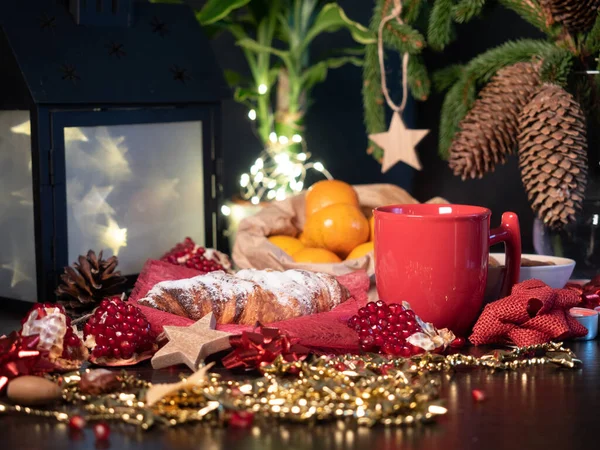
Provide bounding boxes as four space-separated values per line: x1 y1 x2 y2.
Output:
232 183 448 276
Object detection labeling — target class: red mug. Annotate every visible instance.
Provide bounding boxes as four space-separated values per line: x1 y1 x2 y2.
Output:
373 204 521 336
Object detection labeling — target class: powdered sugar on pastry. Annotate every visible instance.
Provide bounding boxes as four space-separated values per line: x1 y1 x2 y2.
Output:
235 269 319 315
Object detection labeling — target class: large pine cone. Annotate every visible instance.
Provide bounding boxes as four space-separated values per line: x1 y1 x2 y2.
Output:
56 250 128 318
541 0 600 32
518 84 588 229
449 62 540 179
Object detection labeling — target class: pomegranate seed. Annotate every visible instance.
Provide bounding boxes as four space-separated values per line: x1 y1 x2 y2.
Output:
69 415 86 430
347 316 358 328
472 389 486 402
450 337 466 349
358 307 368 317
93 422 110 440
366 302 377 313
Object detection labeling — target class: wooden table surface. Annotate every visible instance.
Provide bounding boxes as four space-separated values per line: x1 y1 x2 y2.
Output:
1 311 598 450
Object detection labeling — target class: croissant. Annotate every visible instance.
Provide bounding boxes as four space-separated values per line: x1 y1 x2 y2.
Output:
138 269 350 324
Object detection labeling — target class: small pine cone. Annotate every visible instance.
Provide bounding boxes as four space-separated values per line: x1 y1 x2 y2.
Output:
56 250 128 318
541 0 600 32
449 62 540 180
518 84 588 229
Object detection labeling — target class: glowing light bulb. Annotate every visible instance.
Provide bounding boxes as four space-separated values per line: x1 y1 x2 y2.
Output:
267 190 276 200
255 158 264 169
314 162 324 172
267 180 277 189
240 173 250 187
248 109 257 120
292 134 302 143
295 181 304 191
269 132 278 143
274 153 289 165
255 172 264 183
297 152 307 161
278 135 289 145
251 196 260 205
258 84 268 95
250 164 258 175
293 166 302 178
221 205 231 216
276 188 286 201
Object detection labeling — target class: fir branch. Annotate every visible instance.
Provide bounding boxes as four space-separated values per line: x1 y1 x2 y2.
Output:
539 47 573 86
439 77 476 158
583 14 600 54
433 64 465 92
363 41 386 160
498 0 554 36
403 0 424 25
385 22 426 55
408 55 431 100
452 0 486 24
428 0 456 51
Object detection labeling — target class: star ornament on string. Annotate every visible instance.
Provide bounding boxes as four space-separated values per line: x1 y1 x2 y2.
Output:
369 111 429 173
151 313 232 371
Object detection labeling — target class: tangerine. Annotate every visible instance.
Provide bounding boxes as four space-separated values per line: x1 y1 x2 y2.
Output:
303 203 369 258
346 241 374 260
292 248 342 264
369 215 375 241
305 180 359 217
267 235 304 256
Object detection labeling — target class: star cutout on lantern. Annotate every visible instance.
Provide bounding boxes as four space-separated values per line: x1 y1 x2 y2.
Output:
101 217 127 256
60 64 80 83
368 111 429 173
151 313 233 371
171 65 191 83
151 16 169 37
107 42 126 59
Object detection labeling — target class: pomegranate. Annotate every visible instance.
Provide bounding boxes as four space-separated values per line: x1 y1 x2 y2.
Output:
347 300 425 357
83 297 157 366
161 237 232 273
20 303 88 371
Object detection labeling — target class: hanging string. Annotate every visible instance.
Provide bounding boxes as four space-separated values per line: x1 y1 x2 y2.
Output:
377 0 409 113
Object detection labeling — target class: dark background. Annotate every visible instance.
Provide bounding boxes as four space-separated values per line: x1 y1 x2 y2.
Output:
193 0 544 253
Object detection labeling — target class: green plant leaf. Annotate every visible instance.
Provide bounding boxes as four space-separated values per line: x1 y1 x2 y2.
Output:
233 86 258 103
302 55 362 91
237 38 291 64
196 0 251 25
301 3 375 52
223 70 248 88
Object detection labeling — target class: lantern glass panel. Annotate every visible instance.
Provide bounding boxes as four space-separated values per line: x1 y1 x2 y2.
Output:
64 120 205 275
0 111 37 302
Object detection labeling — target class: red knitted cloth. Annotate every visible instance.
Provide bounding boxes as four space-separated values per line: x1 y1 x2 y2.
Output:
469 279 587 346
129 260 371 353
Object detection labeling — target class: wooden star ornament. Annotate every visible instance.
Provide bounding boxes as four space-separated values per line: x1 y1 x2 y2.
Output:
151 313 232 371
369 111 429 173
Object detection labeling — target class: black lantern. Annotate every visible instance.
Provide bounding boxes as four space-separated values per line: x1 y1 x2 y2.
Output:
0 0 229 305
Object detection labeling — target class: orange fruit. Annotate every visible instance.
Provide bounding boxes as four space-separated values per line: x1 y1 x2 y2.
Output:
268 235 304 256
305 180 359 217
346 241 374 260
303 203 370 258
292 248 342 264
369 215 375 241
298 232 310 246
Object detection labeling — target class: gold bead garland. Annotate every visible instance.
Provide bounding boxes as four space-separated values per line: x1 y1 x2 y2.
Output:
0 342 581 430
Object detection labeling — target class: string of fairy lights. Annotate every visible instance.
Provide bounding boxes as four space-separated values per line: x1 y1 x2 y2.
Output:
221 84 332 216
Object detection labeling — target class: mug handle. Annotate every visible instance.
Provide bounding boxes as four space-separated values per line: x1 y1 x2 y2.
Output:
489 212 521 297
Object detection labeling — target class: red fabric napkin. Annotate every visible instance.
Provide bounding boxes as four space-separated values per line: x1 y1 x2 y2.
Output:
469 279 587 346
129 260 371 353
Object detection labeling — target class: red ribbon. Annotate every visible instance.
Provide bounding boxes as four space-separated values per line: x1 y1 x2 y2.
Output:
566 276 600 309
0 331 54 392
222 324 309 370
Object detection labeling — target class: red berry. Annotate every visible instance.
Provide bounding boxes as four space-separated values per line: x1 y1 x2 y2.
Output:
472 389 486 402
69 415 86 431
93 422 110 440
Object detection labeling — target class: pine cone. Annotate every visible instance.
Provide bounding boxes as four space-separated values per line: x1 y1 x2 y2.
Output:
518 84 588 229
541 0 600 32
449 62 540 179
56 250 128 318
